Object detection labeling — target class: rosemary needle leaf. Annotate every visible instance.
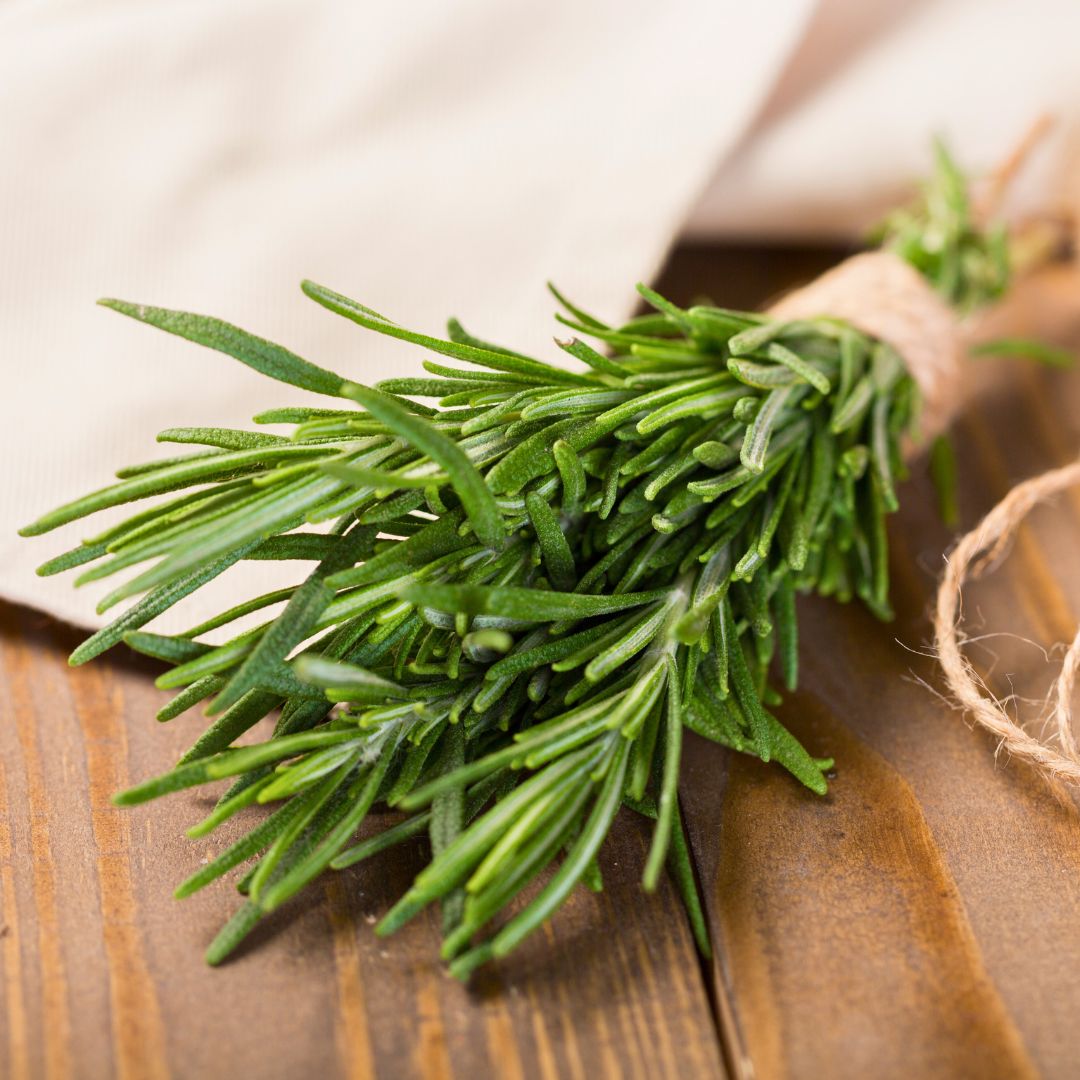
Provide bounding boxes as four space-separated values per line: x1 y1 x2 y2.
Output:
763 342 831 395
292 654 410 699
525 491 576 590
330 810 431 870
68 544 255 666
741 386 792 473
158 427 288 450
156 675 224 723
403 584 669 621
35 542 109 577
642 662 682 892
98 299 349 396
319 461 449 491
970 337 1074 368
20 445 328 537
929 433 960 528
302 279 596 387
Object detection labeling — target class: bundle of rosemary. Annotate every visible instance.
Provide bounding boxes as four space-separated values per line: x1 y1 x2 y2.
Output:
20 144 1015 976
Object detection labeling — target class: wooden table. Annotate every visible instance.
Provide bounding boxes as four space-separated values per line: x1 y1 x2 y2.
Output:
5 245 1080 1079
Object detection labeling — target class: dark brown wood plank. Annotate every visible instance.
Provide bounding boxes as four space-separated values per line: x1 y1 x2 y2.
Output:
0 604 724 1079
660 252 1080 1079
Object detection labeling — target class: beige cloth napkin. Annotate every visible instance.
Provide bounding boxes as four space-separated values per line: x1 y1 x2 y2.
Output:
2 0 1077 635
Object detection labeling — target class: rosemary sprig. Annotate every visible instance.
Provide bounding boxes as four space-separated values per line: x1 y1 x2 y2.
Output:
21 147 1011 974
874 138 1010 312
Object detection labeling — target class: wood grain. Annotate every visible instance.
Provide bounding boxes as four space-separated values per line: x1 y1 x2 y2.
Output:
6 242 1080 1079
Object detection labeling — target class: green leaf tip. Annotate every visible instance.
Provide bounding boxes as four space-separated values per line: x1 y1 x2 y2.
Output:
97 297 135 314
98 296 349 397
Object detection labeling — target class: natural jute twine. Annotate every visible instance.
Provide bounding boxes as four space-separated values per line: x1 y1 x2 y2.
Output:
774 248 1080 785
768 250 964 439
934 460 1080 785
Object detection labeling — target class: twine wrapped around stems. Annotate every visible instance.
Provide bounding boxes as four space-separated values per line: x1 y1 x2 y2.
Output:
768 249 964 440
774 244 1080 785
